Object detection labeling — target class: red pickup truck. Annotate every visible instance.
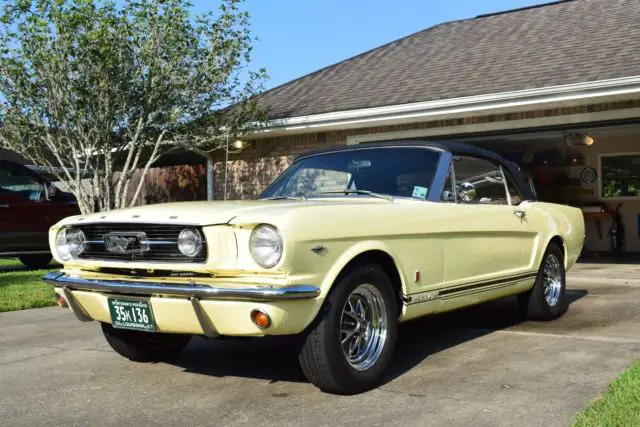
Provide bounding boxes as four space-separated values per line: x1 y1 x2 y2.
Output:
0 160 79 269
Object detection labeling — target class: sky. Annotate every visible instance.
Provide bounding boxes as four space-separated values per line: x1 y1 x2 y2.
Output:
192 0 558 91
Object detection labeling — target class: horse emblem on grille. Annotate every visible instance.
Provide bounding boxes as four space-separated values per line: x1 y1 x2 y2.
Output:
104 232 150 254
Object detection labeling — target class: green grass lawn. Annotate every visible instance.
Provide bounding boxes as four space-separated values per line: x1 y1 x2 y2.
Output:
573 361 640 426
0 258 58 313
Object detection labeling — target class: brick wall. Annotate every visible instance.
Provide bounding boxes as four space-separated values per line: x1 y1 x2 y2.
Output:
211 132 344 200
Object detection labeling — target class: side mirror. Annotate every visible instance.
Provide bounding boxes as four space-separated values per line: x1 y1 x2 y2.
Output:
458 182 476 203
516 199 533 211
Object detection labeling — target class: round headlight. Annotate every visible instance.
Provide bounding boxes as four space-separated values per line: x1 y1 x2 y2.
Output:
178 228 203 257
56 227 86 261
249 224 283 268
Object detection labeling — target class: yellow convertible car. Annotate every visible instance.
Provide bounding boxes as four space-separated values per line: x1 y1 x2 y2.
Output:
44 141 585 394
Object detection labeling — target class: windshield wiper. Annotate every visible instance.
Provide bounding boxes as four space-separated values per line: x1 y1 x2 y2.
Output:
261 196 307 201
318 189 394 201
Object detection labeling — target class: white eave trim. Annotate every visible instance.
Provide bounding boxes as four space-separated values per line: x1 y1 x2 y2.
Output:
249 76 640 137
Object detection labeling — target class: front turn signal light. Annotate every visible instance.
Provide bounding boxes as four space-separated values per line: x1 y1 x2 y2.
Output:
251 309 271 329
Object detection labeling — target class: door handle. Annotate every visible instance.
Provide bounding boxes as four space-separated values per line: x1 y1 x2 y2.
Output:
514 210 526 219
0 204 10 208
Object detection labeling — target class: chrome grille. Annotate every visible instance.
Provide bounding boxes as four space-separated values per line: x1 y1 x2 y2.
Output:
76 223 207 263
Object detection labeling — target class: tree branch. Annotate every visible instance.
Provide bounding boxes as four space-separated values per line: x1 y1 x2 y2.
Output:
128 130 166 207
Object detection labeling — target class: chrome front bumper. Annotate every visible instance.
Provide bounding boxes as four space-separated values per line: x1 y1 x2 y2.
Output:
42 272 321 301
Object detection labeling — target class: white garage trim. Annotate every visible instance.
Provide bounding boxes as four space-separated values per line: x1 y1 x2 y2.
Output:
346 107 640 145
249 76 640 138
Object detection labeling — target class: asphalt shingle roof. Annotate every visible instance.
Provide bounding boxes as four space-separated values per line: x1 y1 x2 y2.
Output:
256 0 640 119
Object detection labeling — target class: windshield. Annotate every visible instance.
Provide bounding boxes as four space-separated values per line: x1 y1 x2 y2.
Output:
260 147 441 200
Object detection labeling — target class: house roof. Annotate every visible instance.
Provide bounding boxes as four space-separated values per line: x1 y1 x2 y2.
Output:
256 0 640 120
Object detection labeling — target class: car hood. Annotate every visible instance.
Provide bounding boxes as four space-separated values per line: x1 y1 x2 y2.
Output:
56 199 393 227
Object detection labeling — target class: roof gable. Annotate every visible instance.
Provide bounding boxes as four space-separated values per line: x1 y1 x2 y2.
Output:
256 0 640 119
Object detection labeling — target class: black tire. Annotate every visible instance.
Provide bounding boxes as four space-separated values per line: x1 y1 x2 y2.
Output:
101 323 191 362
19 254 52 270
298 264 398 395
518 243 567 321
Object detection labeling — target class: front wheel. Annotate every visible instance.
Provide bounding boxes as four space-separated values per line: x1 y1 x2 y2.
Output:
518 243 567 320
298 264 398 395
101 323 191 362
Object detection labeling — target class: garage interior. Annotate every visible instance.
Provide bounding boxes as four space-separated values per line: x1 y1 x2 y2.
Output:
458 121 640 256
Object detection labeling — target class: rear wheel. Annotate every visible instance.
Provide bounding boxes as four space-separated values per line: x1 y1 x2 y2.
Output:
101 323 191 362
298 264 398 395
19 254 52 270
518 243 567 320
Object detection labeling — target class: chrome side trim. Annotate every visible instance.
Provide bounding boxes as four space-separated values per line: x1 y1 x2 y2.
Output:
62 287 93 322
403 271 538 305
43 272 321 301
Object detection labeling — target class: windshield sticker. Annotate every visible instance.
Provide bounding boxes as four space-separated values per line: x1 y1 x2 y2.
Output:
412 186 428 199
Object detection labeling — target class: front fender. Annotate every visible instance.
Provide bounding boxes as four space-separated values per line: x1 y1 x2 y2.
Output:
318 240 409 297
278 240 408 334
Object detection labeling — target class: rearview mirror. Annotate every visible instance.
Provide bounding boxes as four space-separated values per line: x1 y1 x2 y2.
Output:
458 182 476 203
348 160 372 173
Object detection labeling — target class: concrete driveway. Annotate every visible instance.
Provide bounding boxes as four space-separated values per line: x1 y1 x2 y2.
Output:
1 264 639 426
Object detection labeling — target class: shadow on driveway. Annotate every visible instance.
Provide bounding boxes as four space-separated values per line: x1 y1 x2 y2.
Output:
168 289 588 387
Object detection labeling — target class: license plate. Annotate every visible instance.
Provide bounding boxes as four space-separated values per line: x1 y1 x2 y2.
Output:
108 298 156 332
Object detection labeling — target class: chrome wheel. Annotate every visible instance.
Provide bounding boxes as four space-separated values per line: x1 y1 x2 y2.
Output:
543 254 563 307
340 283 388 371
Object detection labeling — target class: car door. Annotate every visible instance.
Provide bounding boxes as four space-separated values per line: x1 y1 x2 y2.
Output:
443 156 533 288
0 161 50 253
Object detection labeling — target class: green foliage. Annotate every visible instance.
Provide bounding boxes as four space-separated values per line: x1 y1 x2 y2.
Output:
573 361 640 427
0 0 266 213
0 263 57 312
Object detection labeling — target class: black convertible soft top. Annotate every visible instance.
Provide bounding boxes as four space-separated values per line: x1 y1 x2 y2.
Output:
295 140 537 201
